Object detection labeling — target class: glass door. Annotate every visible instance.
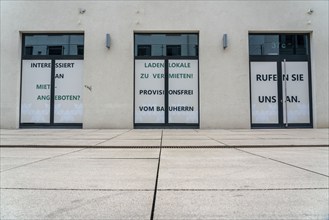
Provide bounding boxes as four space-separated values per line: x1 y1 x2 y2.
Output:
168 59 199 124
282 61 310 126
134 33 199 128
249 33 312 128
20 34 84 128
134 60 165 124
250 60 312 128
250 62 279 125
21 60 52 123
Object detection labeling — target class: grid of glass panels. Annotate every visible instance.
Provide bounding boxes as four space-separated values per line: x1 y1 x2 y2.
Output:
23 34 84 56
135 34 198 57
249 34 309 56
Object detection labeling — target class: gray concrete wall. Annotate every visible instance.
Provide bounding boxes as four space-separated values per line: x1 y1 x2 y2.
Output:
1 1 328 128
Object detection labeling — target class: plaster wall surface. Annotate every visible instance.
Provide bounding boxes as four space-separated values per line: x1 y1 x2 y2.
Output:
0 1 328 129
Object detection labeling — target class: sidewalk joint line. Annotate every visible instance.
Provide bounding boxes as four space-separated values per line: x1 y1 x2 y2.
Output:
0 148 87 173
156 187 329 191
150 130 163 220
202 133 227 146
0 187 154 191
2 187 327 192
66 129 102 139
94 129 133 146
236 148 329 178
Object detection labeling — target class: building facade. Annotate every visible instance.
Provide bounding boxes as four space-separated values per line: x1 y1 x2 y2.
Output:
1 1 328 129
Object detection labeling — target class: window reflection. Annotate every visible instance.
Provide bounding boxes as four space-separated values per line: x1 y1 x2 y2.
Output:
135 34 198 57
249 35 279 55
249 34 309 56
23 34 84 56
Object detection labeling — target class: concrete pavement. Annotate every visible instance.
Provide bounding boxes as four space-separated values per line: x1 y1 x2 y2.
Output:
1 129 328 219
0 147 328 219
0 128 328 147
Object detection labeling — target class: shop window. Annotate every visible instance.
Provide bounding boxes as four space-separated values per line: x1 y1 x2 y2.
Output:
23 34 84 57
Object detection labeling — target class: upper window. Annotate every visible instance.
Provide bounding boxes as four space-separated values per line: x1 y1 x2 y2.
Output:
135 33 198 57
23 34 84 56
249 34 309 56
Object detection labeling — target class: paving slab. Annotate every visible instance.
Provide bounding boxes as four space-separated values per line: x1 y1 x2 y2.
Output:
154 190 329 220
96 139 161 147
65 134 122 140
0 138 106 147
162 135 210 140
1 157 45 172
0 148 84 172
1 128 328 147
220 138 329 146
161 140 224 147
60 148 160 159
239 147 329 176
1 189 153 220
157 149 328 189
1 149 158 189
0 147 82 158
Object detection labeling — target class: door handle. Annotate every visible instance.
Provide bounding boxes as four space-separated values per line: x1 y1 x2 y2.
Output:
283 59 288 127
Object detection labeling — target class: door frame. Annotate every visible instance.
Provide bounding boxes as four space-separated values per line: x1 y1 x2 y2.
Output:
249 55 313 129
20 57 83 128
133 57 200 129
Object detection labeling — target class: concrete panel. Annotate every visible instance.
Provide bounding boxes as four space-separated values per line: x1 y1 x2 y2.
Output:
60 148 160 159
0 138 106 146
0 147 83 158
97 139 161 147
161 140 224 147
154 190 329 219
1 158 42 172
1 158 158 190
1 189 153 220
157 149 328 189
239 147 329 176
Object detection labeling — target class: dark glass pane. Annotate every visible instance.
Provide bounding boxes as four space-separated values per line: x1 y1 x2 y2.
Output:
166 45 181 56
25 46 33 55
249 35 279 55
77 45 84 56
137 45 151 56
279 34 294 55
295 35 308 55
48 46 63 55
